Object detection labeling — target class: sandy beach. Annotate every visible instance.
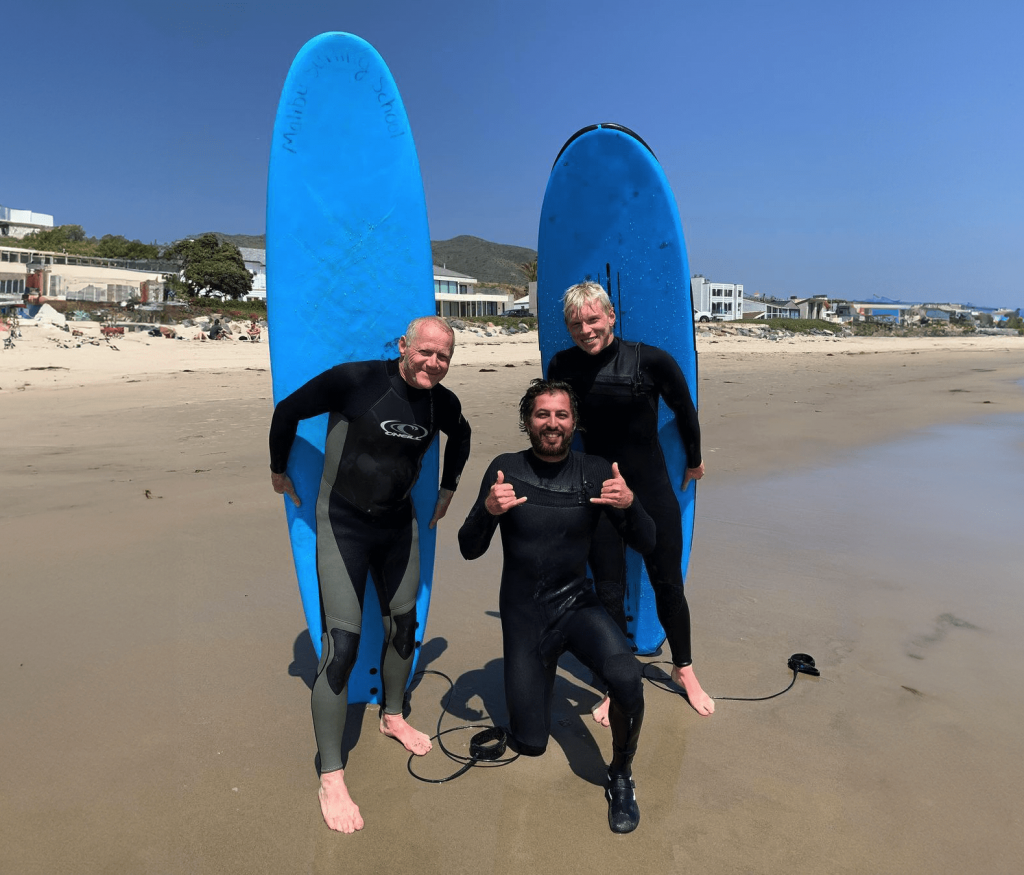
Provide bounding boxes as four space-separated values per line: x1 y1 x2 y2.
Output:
3 321 1024 874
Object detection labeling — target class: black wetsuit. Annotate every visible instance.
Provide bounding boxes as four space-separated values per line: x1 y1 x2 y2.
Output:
548 338 701 667
458 450 654 761
270 358 471 773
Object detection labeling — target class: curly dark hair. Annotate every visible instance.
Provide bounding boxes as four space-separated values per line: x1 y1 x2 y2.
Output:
518 379 580 433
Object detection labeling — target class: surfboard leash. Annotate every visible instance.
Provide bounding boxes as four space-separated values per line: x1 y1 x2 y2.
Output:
640 653 820 703
405 669 519 784
405 653 819 782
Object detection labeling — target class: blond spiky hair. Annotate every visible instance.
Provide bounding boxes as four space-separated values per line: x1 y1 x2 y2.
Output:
561 281 613 323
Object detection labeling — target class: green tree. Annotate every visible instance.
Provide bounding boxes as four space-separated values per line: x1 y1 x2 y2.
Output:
163 233 253 299
517 260 538 283
96 234 160 260
17 224 90 254
1003 309 1024 334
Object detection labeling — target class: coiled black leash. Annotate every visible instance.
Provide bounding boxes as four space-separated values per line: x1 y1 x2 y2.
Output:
407 654 819 781
406 669 519 784
641 653 820 702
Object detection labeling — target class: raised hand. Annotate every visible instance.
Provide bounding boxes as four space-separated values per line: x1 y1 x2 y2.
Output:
591 462 634 509
484 470 528 515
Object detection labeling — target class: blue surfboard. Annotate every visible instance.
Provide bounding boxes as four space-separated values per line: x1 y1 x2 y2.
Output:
537 123 698 655
267 33 437 704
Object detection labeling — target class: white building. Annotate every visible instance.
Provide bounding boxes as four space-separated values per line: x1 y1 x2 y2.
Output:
239 247 267 301
0 205 54 240
4 238 516 317
691 275 744 321
0 244 166 302
433 265 513 318
249 251 511 315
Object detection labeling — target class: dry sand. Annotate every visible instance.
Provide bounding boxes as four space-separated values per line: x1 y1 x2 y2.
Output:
3 321 1024 874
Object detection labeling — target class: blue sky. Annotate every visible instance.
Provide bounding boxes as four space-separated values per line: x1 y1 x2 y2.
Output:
4 0 1021 310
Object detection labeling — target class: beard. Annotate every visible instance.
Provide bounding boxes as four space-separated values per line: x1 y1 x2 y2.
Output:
528 426 573 460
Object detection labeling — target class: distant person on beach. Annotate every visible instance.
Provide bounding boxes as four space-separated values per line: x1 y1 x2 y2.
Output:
547 281 713 721
269 315 471 834
459 379 653 833
208 318 228 340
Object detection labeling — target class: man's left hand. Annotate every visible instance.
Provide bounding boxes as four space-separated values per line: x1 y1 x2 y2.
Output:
591 462 633 509
428 488 455 529
682 462 705 491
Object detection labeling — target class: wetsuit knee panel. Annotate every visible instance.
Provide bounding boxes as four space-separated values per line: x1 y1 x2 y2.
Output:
389 610 417 662
323 627 360 695
653 581 687 621
602 652 643 716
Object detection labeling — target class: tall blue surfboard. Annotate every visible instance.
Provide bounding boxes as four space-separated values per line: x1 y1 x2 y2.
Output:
537 123 697 655
267 33 437 704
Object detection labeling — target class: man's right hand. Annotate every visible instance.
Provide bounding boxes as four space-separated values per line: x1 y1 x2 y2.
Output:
271 471 301 507
484 470 527 516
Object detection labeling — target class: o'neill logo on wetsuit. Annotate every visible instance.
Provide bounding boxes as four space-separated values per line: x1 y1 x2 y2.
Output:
380 420 428 440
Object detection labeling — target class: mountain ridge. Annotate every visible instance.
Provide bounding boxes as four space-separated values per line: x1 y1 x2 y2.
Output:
192 232 536 286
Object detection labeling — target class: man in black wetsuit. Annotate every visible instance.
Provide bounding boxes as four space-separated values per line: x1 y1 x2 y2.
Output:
547 281 713 720
269 315 471 834
459 379 655 833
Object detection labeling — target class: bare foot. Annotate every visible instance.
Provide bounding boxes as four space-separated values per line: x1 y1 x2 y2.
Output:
591 695 611 727
318 769 364 833
379 713 432 755
671 664 715 716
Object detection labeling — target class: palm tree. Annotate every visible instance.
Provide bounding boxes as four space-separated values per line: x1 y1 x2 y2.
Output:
517 260 538 283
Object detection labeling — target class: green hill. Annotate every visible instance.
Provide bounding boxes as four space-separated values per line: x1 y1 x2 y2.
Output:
184 233 536 286
431 235 536 285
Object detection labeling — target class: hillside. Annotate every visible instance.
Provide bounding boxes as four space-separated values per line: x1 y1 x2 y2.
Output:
183 233 538 286
431 235 536 285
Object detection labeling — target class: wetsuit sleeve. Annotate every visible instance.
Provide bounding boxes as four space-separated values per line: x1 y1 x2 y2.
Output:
608 495 656 556
644 346 702 469
435 387 472 492
457 458 503 560
589 457 657 555
268 363 372 474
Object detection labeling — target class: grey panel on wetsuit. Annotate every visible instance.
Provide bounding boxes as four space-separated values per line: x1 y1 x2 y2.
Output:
380 518 421 715
311 626 359 773
310 468 362 773
315 420 365 635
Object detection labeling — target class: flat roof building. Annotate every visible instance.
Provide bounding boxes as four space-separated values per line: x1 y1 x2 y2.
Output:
691 275 744 321
0 205 54 240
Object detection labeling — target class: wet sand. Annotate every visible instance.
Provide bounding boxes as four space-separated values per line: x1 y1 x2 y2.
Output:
2 325 1024 873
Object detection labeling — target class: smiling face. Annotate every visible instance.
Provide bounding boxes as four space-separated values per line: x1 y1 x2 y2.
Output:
398 321 454 389
526 390 576 460
566 300 616 355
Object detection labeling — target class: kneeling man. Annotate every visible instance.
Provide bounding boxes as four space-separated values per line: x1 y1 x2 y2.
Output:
458 379 654 833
